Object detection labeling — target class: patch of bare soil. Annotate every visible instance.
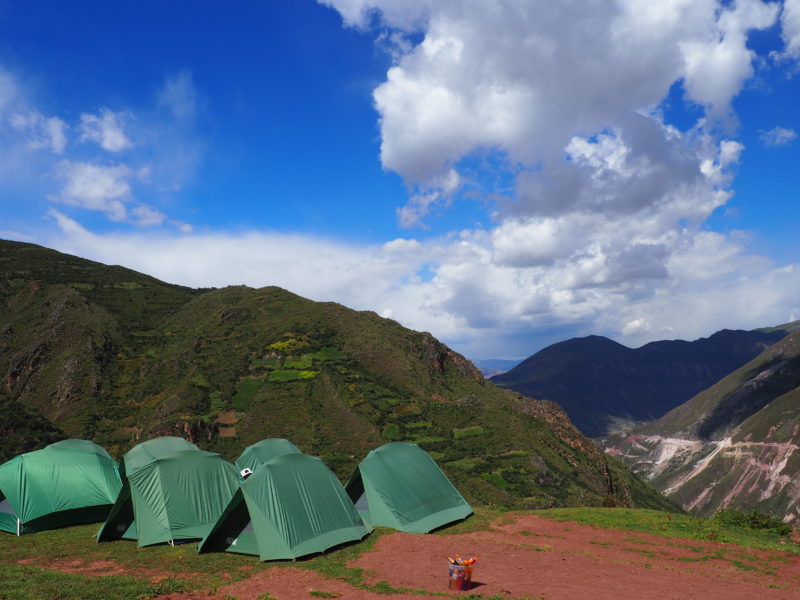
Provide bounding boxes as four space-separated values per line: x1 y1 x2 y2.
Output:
18 558 132 578
351 514 800 599
215 411 238 425
17 557 202 586
48 558 131 577
26 514 800 599
185 516 800 599
216 567 443 600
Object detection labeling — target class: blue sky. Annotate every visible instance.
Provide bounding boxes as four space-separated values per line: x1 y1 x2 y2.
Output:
1 0 799 361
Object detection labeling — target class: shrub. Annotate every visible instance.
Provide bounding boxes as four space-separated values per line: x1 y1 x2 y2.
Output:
445 458 480 470
232 377 264 410
382 423 402 441
714 509 791 536
453 426 485 440
481 472 512 490
284 355 313 369
393 402 421 417
250 356 282 369
209 391 226 412
412 436 448 445
268 369 318 382
313 347 347 361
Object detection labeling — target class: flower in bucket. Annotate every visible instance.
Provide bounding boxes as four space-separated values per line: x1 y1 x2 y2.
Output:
448 554 478 590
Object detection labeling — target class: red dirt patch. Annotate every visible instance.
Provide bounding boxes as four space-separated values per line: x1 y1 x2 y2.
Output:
148 515 800 599
62 559 131 577
216 411 238 425
218 426 237 437
351 514 800 599
19 558 130 577
18 557 202 585
217 567 444 600
17 514 800 599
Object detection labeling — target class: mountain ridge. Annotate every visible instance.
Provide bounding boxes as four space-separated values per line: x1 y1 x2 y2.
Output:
491 327 795 437
0 239 677 513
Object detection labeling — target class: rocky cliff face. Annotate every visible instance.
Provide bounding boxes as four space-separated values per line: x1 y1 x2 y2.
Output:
2 283 121 432
603 331 800 522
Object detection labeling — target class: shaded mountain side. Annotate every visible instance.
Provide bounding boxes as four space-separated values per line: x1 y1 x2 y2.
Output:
491 328 794 437
1 283 123 433
0 239 678 512
0 396 66 460
603 331 800 522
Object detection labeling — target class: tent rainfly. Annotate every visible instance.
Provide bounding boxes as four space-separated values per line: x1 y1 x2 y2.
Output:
121 436 199 475
0 439 122 535
199 452 371 560
345 442 473 533
97 440 240 547
235 438 302 474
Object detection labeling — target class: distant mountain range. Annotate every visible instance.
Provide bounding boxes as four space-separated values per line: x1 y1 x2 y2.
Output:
491 327 798 438
0 239 676 513
472 358 521 378
603 330 800 522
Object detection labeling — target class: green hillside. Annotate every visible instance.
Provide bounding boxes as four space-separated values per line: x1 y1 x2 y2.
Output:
0 239 677 512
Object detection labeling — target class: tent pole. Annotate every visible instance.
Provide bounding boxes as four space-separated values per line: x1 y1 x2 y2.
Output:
17 518 20 536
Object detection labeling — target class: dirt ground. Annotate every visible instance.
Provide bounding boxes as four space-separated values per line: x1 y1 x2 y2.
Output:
36 514 800 600
350 514 800 599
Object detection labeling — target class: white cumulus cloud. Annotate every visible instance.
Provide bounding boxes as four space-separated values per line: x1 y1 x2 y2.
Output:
778 0 800 61
6 4 798 363
79 108 132 152
310 0 799 358
760 126 798 147
9 110 67 153
324 0 777 202
38 210 800 360
0 60 207 232
131 204 166 227
53 161 133 221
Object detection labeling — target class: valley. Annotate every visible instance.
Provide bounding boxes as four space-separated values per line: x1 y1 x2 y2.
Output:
603 330 800 521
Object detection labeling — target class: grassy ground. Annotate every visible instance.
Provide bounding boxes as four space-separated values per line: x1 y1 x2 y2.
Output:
536 507 799 554
535 507 799 580
0 508 796 599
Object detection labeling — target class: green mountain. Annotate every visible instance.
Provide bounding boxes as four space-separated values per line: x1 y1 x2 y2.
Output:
491 328 795 437
0 240 676 512
603 330 800 521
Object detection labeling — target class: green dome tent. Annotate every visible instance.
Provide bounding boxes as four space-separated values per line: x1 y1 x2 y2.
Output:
97 440 240 547
0 439 122 535
235 438 302 474
345 442 473 534
122 436 199 475
199 453 371 560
